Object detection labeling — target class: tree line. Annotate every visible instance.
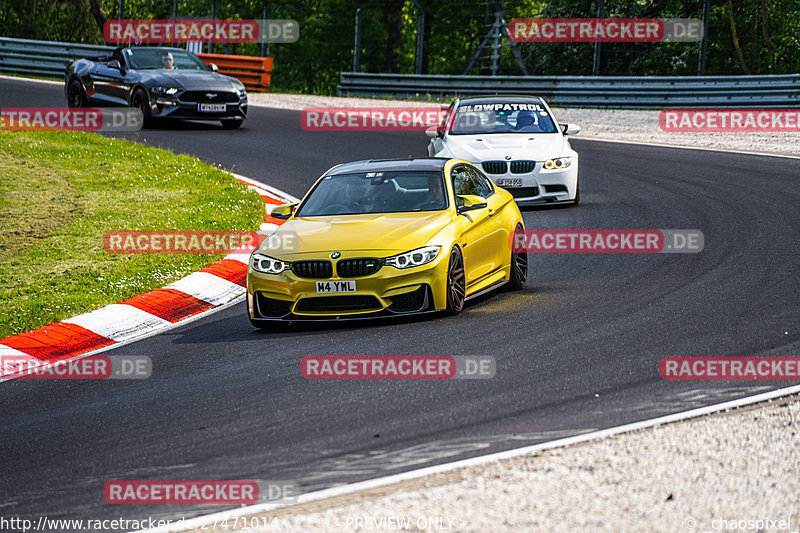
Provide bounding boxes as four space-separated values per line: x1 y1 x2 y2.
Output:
0 0 796 94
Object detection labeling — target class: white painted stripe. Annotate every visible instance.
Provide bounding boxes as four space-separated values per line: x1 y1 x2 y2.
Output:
165 272 244 306
136 384 800 533
0 344 30 356
0 346 42 380
64 304 170 342
0 73 62 86
224 252 251 264
259 222 279 232
579 136 800 160
232 173 301 203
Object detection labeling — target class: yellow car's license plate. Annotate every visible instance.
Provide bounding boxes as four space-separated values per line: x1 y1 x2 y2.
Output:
316 280 356 293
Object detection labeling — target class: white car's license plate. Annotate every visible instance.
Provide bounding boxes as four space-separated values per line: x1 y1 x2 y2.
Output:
198 103 227 112
316 280 356 293
496 178 522 187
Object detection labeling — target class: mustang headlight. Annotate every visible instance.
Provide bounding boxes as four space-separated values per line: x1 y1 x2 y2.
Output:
152 86 179 96
385 246 440 269
235 86 247 98
251 253 290 274
543 157 572 170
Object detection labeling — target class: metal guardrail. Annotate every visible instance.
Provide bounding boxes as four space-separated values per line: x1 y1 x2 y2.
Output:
338 72 800 108
0 38 272 92
0 38 114 78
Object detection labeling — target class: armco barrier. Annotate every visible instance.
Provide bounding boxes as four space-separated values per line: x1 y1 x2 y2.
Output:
0 37 113 77
0 37 272 93
337 72 800 108
197 53 272 92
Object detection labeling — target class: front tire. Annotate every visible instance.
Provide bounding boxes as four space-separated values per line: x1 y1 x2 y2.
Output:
67 79 87 108
444 246 466 315
508 224 528 290
131 88 152 127
573 177 580 206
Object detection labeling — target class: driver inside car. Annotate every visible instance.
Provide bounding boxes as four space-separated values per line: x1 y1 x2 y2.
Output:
514 109 537 131
344 179 373 213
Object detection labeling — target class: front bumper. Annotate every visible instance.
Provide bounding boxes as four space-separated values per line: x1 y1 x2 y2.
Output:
149 92 247 120
481 160 578 206
246 251 449 322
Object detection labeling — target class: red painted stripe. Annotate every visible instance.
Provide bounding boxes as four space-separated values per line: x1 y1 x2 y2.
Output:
263 214 287 225
200 259 247 287
259 194 283 206
1 323 115 362
234 177 286 205
121 288 214 323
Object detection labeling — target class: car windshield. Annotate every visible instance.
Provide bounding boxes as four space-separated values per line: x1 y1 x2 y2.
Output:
125 48 208 70
297 171 449 216
450 101 557 135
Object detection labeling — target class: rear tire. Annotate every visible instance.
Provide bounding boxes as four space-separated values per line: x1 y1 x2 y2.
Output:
67 79 87 108
508 224 528 290
131 88 152 127
444 246 466 315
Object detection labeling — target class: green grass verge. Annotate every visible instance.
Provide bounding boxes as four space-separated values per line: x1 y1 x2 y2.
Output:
0 131 265 339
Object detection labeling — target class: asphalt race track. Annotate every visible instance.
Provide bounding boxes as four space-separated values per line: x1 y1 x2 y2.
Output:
2 77 799 529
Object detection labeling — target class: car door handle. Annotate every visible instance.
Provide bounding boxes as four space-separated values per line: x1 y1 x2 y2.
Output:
488 208 496 216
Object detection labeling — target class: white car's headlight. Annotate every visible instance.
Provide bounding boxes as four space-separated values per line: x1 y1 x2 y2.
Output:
543 157 572 170
385 246 440 269
251 253 290 274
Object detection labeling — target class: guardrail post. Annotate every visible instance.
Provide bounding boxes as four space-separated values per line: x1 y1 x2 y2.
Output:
351 0 362 72
698 0 710 75
411 0 424 75
592 0 604 76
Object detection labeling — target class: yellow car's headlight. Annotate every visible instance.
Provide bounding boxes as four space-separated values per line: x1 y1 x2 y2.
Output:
543 157 572 170
251 253 290 274
385 246 440 269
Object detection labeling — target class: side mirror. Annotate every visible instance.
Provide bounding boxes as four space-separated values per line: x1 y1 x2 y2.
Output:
107 59 122 70
271 203 297 220
561 123 581 135
208 63 219 73
425 126 440 139
456 194 488 214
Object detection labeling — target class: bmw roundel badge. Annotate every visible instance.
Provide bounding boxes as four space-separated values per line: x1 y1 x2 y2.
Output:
331 252 341 259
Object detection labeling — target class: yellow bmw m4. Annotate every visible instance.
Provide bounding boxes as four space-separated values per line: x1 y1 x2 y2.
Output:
246 158 527 327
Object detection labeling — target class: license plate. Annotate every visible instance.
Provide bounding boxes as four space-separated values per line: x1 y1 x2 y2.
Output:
316 280 356 293
496 178 522 187
198 103 226 112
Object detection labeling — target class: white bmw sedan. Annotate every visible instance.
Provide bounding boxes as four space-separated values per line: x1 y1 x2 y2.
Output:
426 96 581 206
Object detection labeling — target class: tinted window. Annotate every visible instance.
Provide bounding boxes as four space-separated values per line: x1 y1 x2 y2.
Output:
450 101 557 135
297 171 448 216
465 167 494 198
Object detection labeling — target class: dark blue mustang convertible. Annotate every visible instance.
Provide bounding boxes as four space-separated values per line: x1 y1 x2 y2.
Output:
65 46 247 129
